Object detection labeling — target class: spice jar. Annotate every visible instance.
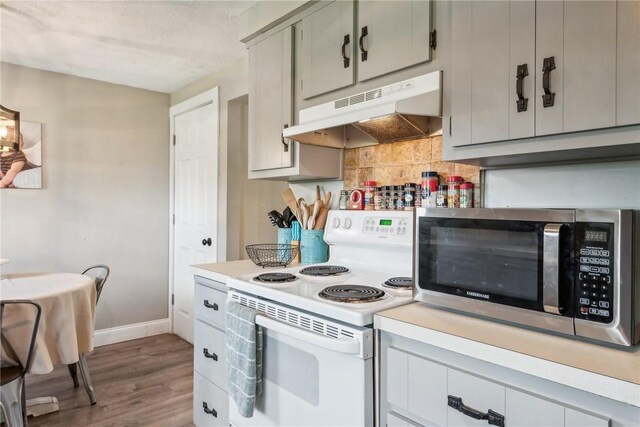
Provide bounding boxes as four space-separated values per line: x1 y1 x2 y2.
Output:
446 176 464 208
460 182 474 208
414 184 422 209
404 182 416 210
339 190 349 210
421 171 439 207
383 186 392 210
436 185 448 207
374 187 383 211
395 185 405 210
364 180 377 211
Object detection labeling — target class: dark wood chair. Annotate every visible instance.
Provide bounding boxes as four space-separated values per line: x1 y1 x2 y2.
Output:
67 265 110 405
1 300 42 427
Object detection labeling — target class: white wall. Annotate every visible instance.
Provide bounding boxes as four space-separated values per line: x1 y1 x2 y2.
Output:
0 63 170 330
484 160 640 209
172 58 287 261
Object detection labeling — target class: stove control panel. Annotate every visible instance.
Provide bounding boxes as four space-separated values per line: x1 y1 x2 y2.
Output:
363 216 409 235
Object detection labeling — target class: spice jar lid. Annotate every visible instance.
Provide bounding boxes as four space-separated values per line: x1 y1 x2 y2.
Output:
422 171 438 177
460 182 474 189
394 185 404 191
364 180 377 186
437 184 448 191
446 175 464 183
404 182 416 188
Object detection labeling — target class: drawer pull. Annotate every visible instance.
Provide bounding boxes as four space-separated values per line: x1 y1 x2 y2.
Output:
202 402 218 417
203 348 218 361
203 300 219 311
448 395 505 427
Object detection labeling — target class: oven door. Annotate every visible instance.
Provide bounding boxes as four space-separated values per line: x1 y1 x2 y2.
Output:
414 208 576 334
228 309 373 427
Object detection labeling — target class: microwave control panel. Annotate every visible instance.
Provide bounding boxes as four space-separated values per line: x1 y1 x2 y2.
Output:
575 222 614 324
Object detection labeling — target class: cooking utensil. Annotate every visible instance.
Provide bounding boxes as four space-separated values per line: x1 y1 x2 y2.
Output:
267 210 286 228
314 205 329 230
299 200 310 230
308 200 322 230
281 189 299 216
283 207 296 227
323 191 332 208
316 185 321 202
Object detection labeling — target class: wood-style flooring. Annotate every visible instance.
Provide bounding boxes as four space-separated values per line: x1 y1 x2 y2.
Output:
25 334 194 427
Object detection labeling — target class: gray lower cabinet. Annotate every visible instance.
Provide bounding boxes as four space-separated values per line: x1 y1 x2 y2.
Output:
248 27 294 173
299 0 355 99
193 276 229 427
357 0 433 82
379 331 637 427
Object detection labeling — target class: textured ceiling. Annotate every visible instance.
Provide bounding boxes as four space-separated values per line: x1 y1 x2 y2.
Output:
1 1 256 93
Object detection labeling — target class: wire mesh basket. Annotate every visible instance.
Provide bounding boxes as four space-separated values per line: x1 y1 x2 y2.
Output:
245 244 299 268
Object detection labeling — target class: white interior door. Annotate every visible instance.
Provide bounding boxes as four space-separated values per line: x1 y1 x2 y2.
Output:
173 101 218 344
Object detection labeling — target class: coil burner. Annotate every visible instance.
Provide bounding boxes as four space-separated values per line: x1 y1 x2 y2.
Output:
382 277 413 290
299 265 350 277
318 285 386 303
253 273 298 283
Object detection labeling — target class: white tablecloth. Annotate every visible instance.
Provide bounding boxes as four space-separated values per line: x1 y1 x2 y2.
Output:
1 273 96 374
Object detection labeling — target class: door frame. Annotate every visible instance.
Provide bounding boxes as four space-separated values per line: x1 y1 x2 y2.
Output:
168 87 220 334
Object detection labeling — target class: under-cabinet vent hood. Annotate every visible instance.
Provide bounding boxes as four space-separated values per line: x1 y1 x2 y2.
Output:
283 71 442 148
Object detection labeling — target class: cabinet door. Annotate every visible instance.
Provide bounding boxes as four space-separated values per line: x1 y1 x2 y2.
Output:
506 388 565 427
300 0 355 99
449 1 535 146
248 27 294 172
357 0 432 82
447 369 505 427
536 1 617 136
617 0 640 126
407 355 447 426
565 407 611 427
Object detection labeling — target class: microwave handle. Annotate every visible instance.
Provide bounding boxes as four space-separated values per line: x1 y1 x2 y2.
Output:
543 224 563 314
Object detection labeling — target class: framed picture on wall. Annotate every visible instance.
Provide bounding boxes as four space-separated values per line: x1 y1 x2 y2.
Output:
1 121 42 189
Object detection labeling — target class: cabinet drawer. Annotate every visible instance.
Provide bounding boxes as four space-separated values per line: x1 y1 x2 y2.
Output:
194 372 229 427
195 283 227 328
194 320 227 390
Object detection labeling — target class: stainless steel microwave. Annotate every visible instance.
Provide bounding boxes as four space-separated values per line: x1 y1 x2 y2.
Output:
414 208 639 346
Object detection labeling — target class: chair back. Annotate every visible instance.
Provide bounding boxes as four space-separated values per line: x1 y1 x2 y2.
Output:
0 300 42 377
82 265 110 303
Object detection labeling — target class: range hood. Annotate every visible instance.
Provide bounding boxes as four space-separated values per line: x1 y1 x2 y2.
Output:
283 71 442 148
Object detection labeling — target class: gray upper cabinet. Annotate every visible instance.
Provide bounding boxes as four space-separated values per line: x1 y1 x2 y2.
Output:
446 0 640 164
357 0 433 82
248 27 294 172
299 0 355 99
450 1 535 147
536 0 617 136
617 0 640 126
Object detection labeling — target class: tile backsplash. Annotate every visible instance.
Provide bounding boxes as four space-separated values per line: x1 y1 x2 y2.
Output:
343 136 481 205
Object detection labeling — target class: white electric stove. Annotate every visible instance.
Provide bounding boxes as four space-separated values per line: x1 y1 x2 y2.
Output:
226 210 415 427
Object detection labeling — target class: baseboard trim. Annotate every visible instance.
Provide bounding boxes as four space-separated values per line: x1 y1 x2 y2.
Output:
94 318 171 347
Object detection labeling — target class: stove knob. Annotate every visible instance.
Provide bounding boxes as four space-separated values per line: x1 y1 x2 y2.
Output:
343 218 352 229
333 217 341 229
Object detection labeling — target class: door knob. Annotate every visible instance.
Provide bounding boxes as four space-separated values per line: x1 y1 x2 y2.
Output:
202 238 212 246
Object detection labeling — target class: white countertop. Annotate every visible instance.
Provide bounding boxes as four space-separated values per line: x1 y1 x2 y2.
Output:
375 303 640 407
192 259 296 284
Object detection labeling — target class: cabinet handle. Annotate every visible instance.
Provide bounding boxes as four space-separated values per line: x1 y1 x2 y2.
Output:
203 300 219 311
359 26 368 62
281 124 289 153
202 402 218 417
448 395 505 427
516 63 529 112
341 34 351 68
542 56 556 108
203 348 218 361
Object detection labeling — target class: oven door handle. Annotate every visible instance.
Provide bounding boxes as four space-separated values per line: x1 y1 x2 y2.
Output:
543 223 563 314
255 315 361 355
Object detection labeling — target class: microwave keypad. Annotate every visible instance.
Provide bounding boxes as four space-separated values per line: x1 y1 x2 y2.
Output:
576 223 614 324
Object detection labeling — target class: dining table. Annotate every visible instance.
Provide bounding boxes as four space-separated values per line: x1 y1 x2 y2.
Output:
1 272 97 416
